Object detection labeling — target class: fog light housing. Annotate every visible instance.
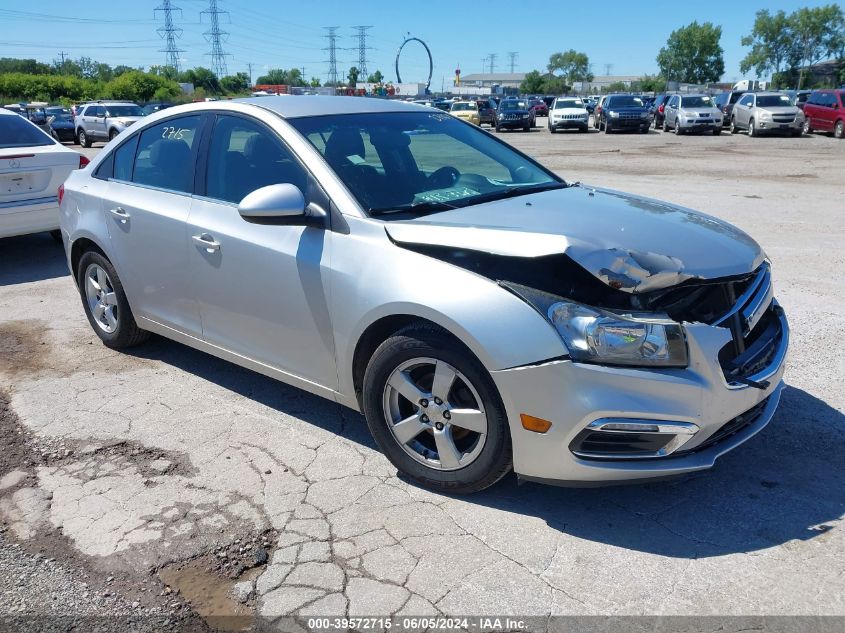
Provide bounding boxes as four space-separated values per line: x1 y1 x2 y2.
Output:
570 419 699 460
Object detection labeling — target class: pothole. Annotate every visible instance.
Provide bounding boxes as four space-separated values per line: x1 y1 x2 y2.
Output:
158 530 278 632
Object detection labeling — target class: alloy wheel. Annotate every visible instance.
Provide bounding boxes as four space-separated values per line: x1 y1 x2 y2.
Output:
84 263 119 333
382 357 488 471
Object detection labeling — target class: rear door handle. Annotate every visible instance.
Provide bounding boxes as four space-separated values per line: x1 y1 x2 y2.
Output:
109 207 129 223
192 233 221 252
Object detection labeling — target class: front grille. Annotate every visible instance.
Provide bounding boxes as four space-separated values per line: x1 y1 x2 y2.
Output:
673 397 770 457
557 113 584 120
772 115 794 123
619 112 641 120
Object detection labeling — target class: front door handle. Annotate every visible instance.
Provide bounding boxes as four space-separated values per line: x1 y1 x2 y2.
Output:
192 233 221 252
109 207 129 223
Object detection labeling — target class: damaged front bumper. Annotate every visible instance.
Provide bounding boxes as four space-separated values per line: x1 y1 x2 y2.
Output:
490 302 788 486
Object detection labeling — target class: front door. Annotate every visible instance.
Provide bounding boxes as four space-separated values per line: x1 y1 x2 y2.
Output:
103 113 204 336
187 113 338 390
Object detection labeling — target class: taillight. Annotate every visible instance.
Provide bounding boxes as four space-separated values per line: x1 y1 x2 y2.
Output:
658 104 665 113
79 155 90 169
58 184 65 205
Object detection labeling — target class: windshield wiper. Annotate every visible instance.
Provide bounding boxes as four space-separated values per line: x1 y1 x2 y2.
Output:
368 200 460 217
462 181 569 205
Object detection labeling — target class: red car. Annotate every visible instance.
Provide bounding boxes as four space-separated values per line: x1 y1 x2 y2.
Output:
803 89 844 138
528 98 549 117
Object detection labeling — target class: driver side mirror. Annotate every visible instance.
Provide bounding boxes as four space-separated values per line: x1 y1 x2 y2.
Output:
238 183 326 228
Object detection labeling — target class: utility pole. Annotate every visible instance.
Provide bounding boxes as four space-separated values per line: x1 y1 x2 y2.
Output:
351 26 372 79
155 0 184 72
58 51 67 64
488 53 497 74
201 0 230 78
246 62 254 86
507 52 518 73
604 63 613 76
323 27 340 87
482 56 488 73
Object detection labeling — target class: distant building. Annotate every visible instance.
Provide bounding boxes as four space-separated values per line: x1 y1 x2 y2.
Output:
585 75 642 91
459 73 525 89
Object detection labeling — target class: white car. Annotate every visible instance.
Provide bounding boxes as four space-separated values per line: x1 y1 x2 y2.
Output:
1 108 86 239
548 97 590 133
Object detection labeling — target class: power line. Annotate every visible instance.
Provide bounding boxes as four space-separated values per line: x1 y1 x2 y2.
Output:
507 51 518 73
351 26 372 79
487 53 497 74
323 26 340 86
201 0 229 77
155 0 184 71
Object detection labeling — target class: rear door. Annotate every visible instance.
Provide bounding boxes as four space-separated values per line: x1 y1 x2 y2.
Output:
101 113 205 336
186 113 338 389
87 106 107 139
820 93 837 131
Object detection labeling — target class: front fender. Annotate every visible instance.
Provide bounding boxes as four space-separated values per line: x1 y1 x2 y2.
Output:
332 217 568 403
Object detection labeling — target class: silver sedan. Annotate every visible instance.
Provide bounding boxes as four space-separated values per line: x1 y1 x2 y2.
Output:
59 97 788 492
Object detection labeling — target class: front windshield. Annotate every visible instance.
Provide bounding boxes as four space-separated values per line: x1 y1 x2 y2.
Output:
606 96 644 108
499 101 526 111
681 96 713 108
105 105 143 117
756 95 791 107
451 102 477 111
555 98 583 109
289 111 563 217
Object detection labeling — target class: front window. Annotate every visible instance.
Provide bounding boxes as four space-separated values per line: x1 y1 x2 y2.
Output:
681 96 713 108
606 96 644 108
0 114 54 148
756 95 791 108
555 98 583 109
106 105 143 117
289 111 564 217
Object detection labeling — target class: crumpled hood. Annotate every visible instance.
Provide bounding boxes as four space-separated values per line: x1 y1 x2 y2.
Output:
385 185 765 293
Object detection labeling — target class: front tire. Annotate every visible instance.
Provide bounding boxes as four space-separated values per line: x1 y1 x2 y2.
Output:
78 129 92 148
362 325 512 494
77 251 149 349
835 120 844 139
109 128 119 141
730 117 739 134
748 118 757 137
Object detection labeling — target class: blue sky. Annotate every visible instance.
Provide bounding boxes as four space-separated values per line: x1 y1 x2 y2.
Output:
0 1 835 85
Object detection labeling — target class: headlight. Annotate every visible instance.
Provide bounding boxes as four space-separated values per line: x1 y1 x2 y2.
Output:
504 284 688 368
640 112 650 119
521 113 529 118
609 111 619 118
759 111 771 119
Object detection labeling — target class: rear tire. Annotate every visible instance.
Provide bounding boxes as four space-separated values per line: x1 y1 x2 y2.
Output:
604 121 612 134
835 120 844 139
803 119 812 135
77 251 149 349
362 325 513 494
78 129 92 148
662 118 669 132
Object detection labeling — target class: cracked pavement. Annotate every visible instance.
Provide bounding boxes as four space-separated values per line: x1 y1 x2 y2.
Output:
1 132 844 628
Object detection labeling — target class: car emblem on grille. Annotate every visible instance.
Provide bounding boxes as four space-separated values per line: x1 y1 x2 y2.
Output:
8 159 20 168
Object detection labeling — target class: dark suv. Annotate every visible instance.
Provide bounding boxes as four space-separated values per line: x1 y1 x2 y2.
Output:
595 94 651 133
802 89 844 138
475 99 497 127
494 99 535 132
713 91 745 127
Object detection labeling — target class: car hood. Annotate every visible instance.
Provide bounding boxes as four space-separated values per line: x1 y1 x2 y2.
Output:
680 106 721 115
385 185 765 293
759 106 801 115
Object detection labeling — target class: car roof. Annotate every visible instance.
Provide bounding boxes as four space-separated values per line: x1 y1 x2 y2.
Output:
235 95 423 118
0 107 19 117
751 92 786 97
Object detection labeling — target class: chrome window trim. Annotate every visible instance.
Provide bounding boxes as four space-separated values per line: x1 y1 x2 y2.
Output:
106 178 193 199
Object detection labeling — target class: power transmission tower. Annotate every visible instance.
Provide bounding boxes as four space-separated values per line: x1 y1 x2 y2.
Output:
507 52 518 73
323 27 340 86
351 26 372 79
155 0 184 72
201 0 230 78
487 53 497 74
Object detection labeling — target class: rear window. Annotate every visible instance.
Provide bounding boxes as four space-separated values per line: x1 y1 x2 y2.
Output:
106 105 143 117
729 92 745 104
0 114 55 149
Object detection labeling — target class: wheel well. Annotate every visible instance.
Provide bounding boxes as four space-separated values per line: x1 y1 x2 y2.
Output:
351 315 467 409
70 238 107 280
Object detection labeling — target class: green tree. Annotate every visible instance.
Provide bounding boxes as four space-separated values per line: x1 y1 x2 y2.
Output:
520 70 546 94
638 74 667 92
0 57 52 75
547 50 594 85
740 10 793 86
220 72 250 94
603 81 629 93
367 70 384 83
256 68 289 85
791 5 845 89
105 71 181 102
542 76 568 95
347 66 359 87
657 21 725 84
309 76 322 88
286 68 306 87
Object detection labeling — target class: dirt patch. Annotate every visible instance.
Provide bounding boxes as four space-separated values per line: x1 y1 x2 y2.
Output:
0 321 51 378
